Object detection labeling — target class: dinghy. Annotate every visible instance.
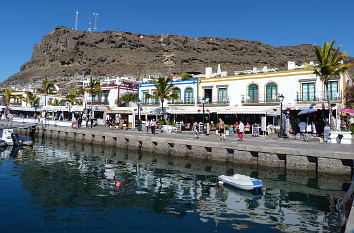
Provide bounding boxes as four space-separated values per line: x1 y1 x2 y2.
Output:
218 174 263 191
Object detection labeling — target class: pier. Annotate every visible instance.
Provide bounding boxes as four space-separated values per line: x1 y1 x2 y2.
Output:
3 121 353 175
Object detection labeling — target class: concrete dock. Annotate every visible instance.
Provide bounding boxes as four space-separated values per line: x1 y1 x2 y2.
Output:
3 121 353 174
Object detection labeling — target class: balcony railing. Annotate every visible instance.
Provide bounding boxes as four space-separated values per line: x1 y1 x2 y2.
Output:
86 101 109 105
296 91 342 103
241 95 279 104
198 97 230 105
141 100 160 106
168 99 195 105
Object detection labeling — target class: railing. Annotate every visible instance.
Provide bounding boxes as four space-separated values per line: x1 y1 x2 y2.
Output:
141 100 160 106
168 99 195 105
296 91 342 102
86 101 109 105
241 95 279 104
199 97 230 105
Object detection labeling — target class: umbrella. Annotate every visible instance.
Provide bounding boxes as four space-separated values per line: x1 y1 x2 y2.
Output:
297 108 317 115
338 108 354 116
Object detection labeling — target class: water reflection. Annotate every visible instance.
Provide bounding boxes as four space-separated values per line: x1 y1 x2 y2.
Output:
0 137 348 233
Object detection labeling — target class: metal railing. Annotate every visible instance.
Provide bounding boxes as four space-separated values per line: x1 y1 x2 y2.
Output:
296 91 342 102
199 97 230 105
168 99 195 105
241 95 279 104
141 100 160 106
86 101 109 105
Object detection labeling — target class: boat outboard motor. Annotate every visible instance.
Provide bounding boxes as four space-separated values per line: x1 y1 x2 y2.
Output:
11 132 20 146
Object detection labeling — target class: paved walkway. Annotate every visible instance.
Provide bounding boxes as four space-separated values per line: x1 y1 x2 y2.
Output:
67 125 354 154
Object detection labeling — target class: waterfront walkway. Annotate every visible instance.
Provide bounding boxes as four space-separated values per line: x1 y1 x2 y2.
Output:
72 125 354 155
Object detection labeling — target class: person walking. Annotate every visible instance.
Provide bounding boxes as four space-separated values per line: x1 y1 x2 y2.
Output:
218 118 225 141
145 119 150 133
238 120 245 141
86 116 89 128
192 122 199 139
78 117 82 128
150 119 156 134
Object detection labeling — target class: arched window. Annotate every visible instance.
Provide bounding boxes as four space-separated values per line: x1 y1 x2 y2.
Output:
248 84 258 103
184 88 194 104
266 82 277 102
172 88 181 103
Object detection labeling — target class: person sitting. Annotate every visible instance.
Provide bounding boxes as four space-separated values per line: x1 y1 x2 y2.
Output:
245 122 251 134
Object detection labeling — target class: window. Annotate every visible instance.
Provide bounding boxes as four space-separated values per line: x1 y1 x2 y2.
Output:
151 91 159 104
324 81 338 100
172 88 181 103
184 88 194 104
301 82 315 101
142 91 149 104
248 84 258 103
204 89 212 103
218 88 227 103
266 82 277 102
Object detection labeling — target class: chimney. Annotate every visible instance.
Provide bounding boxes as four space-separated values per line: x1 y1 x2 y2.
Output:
288 61 296 70
206 67 212 78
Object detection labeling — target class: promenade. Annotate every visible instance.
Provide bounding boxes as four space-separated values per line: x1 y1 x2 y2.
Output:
2 120 353 174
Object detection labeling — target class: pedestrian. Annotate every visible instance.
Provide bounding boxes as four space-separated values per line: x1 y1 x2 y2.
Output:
218 118 225 141
90 117 94 128
86 116 89 128
150 119 156 134
78 117 82 128
238 120 245 141
192 122 199 139
145 119 150 133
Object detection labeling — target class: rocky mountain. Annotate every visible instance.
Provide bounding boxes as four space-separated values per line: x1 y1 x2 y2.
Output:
2 26 353 90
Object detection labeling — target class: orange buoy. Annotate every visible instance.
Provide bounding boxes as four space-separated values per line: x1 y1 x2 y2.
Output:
115 182 121 188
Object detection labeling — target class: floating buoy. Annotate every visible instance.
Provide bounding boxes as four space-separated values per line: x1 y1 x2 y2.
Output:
115 182 121 188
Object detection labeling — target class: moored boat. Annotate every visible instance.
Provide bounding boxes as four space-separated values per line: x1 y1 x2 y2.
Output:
218 174 263 191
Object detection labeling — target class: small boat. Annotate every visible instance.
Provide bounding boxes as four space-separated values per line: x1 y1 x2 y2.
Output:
218 174 263 191
0 129 33 147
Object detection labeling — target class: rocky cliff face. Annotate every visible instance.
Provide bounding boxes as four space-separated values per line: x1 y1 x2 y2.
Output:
2 26 353 89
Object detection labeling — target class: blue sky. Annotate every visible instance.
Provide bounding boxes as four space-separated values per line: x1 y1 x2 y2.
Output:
1 0 353 82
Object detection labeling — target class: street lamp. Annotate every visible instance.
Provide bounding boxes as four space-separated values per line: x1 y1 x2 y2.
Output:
137 99 142 131
278 94 285 138
201 97 209 134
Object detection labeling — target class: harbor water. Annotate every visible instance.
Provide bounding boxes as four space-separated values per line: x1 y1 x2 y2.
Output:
0 137 348 232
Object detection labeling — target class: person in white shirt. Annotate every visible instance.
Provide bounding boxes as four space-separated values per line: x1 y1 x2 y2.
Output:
238 120 245 141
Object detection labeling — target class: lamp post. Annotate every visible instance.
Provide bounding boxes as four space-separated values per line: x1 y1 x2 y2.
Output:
201 98 209 134
278 94 284 138
137 99 141 131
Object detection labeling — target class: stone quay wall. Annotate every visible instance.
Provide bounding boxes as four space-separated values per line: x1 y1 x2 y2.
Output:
8 123 354 175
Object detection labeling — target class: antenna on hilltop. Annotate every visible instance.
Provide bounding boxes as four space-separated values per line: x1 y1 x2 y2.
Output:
88 16 92 32
93 12 99 32
75 11 79 31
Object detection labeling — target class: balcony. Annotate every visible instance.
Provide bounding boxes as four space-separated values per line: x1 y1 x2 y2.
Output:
168 99 195 106
141 100 160 106
296 91 342 103
242 95 279 106
198 97 230 106
87 101 109 105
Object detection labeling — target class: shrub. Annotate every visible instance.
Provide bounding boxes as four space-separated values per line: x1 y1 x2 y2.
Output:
350 123 354 134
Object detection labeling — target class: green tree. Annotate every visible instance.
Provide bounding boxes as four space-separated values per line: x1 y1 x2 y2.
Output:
116 92 138 107
49 99 65 106
23 91 40 107
42 78 57 107
147 77 178 118
85 77 102 118
3 89 16 117
181 73 194 80
305 40 352 129
65 90 82 106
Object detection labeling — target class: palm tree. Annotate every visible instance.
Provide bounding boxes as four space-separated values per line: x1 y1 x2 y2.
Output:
3 89 14 118
85 77 102 118
42 78 56 107
23 91 40 107
116 92 138 107
305 40 352 129
147 77 178 118
65 90 81 106
49 99 65 106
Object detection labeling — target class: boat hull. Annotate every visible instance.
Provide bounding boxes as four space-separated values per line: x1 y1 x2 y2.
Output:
218 175 263 191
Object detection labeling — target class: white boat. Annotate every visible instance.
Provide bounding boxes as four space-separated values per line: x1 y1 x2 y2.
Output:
1 129 14 146
218 174 263 191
